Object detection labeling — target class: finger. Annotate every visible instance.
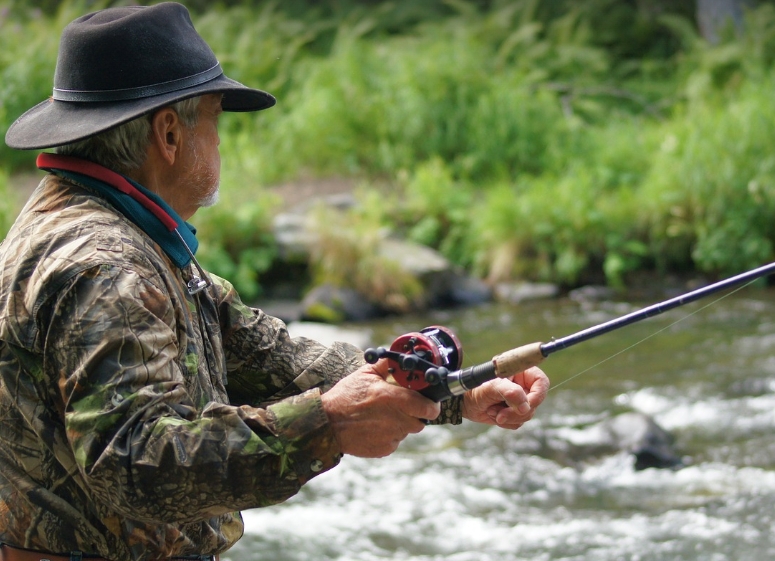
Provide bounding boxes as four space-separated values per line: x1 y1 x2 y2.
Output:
488 378 541 424
366 358 394 381
405 417 430 435
487 404 535 429
497 418 525 430
375 418 428 454
494 403 533 427
361 360 442 419
509 367 550 406
481 402 524 429
384 384 441 420
522 367 551 407
370 438 402 458
489 377 530 414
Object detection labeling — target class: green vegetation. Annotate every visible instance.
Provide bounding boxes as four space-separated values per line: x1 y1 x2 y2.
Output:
2 0 775 301
307 197 425 313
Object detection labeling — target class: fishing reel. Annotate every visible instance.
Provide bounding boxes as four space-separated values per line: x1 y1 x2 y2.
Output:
364 325 544 402
363 326 465 402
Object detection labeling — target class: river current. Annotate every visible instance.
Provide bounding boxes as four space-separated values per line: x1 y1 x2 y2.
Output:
225 286 775 560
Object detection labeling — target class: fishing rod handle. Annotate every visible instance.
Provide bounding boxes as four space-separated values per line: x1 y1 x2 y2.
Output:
492 341 547 378
420 341 548 402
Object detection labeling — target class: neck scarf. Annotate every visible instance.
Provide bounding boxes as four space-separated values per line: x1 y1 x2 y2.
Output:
36 152 198 269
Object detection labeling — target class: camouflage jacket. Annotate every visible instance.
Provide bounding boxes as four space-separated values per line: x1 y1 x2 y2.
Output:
0 173 462 560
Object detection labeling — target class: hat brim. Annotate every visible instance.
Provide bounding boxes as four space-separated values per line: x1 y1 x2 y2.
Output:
5 74 276 150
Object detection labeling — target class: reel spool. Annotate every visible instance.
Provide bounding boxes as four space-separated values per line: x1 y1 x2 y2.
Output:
383 326 463 390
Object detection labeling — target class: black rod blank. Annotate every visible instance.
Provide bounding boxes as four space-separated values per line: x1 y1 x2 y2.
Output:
539 261 775 357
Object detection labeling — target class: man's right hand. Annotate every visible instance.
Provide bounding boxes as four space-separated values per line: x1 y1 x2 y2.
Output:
320 360 441 458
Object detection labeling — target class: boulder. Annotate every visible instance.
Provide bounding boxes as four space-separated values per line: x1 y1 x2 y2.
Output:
494 281 559 304
300 284 381 323
598 411 684 470
519 411 684 471
377 238 491 309
272 193 359 261
272 197 493 316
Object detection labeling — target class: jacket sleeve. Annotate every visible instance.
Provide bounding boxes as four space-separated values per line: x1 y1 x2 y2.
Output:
211 274 464 424
43 263 340 525
210 274 363 405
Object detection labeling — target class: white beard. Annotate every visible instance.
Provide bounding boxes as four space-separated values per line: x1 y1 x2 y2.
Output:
198 182 220 208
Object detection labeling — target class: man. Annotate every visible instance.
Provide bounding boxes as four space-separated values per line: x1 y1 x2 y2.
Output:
0 4 549 561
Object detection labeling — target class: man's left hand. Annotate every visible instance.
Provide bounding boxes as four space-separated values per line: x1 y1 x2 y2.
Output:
461 367 549 429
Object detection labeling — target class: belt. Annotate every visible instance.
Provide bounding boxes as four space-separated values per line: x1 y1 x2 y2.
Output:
0 544 219 561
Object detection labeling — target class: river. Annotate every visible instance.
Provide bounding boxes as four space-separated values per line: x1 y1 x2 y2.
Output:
225 285 775 560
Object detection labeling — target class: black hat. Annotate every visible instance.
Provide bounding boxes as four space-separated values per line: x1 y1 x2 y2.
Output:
5 2 276 150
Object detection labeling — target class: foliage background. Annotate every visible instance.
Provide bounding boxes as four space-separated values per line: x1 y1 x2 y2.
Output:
1 0 774 301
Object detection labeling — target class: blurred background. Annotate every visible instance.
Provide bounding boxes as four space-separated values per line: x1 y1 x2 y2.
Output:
4 0 775 306
4 1 775 559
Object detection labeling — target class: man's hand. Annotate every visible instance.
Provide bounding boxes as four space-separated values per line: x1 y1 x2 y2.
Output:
461 367 549 429
321 360 441 458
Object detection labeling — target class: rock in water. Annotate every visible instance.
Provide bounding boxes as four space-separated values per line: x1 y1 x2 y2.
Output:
599 411 683 470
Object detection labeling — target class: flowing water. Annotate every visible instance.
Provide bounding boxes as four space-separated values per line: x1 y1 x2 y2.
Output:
225 286 775 560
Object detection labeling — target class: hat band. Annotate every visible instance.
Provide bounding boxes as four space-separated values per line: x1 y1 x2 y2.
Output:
52 62 223 102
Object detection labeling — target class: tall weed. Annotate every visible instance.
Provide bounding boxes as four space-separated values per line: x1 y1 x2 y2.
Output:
640 77 775 276
194 177 281 301
393 158 474 266
469 116 656 287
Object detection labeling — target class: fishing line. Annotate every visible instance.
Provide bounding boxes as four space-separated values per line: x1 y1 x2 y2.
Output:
548 278 759 392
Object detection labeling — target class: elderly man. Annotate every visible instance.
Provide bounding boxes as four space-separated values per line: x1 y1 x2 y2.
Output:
0 3 549 561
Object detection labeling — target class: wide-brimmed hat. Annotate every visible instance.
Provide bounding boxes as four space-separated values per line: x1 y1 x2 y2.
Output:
5 2 276 150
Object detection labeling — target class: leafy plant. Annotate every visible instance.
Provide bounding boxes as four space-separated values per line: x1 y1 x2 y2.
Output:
194 188 281 302
640 74 775 276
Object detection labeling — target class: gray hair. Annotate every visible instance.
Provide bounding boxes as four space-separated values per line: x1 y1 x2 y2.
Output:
55 96 201 175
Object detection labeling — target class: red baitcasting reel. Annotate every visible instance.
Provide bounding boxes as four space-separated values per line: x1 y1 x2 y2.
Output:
363 326 465 401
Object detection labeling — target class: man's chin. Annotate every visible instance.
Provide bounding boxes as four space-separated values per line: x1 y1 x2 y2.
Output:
199 187 220 208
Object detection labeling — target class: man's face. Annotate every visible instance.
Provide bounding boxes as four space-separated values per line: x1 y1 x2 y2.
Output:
182 94 222 209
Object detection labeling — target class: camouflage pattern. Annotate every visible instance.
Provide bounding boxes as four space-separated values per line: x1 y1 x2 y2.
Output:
0 174 462 560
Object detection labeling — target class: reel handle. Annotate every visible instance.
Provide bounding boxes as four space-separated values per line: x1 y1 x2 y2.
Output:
363 346 453 401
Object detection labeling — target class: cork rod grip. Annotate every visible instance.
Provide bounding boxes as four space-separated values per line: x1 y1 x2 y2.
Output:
492 342 546 378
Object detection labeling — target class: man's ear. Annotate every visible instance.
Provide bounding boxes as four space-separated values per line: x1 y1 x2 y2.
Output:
149 107 182 166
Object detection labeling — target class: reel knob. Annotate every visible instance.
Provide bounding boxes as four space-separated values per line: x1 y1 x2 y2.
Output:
363 347 386 364
424 367 449 386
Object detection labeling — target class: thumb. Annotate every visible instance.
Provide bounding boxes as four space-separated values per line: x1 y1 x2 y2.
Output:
369 358 394 381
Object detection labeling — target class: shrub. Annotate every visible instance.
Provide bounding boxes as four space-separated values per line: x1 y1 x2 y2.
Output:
640 76 775 276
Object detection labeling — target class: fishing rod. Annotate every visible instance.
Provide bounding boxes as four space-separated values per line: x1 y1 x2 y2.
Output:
363 261 775 402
